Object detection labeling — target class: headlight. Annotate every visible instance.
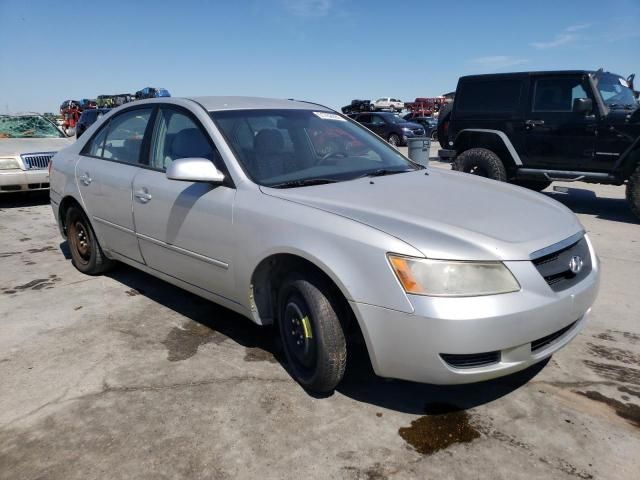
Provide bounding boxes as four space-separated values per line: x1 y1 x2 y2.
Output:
0 157 21 170
388 254 520 297
402 127 412 133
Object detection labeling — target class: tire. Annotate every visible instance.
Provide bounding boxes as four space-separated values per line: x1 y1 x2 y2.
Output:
437 102 453 147
513 179 552 192
430 130 438 142
452 148 507 182
626 164 640 219
388 133 401 147
65 206 114 275
277 272 347 393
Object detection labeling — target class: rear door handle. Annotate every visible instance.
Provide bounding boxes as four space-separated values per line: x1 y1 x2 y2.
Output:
79 173 92 185
134 189 152 203
525 119 545 128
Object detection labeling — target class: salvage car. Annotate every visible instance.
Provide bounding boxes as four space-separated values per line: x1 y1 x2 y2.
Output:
76 108 111 138
0 114 73 193
50 96 600 393
372 97 404 112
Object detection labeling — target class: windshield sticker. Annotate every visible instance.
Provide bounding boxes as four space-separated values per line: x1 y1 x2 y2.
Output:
619 78 629 87
313 112 346 121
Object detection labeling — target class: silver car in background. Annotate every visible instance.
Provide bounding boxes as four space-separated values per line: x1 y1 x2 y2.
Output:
1 114 72 193
49 97 599 393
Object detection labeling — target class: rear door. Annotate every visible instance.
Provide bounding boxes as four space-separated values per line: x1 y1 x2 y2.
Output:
368 114 387 137
131 105 237 301
75 106 153 262
522 74 597 170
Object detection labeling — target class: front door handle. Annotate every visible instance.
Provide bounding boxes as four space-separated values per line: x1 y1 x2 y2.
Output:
134 189 152 203
525 119 545 128
79 173 92 185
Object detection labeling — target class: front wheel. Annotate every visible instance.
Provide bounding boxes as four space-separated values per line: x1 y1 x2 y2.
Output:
66 206 114 275
626 164 640 219
277 273 347 393
388 133 401 147
452 148 507 181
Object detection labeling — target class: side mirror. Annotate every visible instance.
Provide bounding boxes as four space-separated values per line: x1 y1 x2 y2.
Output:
166 157 225 184
573 98 593 115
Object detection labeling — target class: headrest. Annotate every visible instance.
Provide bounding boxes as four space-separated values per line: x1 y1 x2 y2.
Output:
254 129 284 154
172 128 211 159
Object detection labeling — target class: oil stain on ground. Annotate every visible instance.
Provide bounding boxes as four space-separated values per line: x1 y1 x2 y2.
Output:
161 321 227 362
586 342 640 365
244 347 278 363
583 360 640 386
398 403 480 455
576 390 640 428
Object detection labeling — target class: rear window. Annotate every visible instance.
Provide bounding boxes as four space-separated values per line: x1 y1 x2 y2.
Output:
456 79 522 114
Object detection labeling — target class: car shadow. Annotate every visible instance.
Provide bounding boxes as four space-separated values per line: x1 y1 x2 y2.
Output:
0 191 50 208
543 186 638 224
88 257 546 413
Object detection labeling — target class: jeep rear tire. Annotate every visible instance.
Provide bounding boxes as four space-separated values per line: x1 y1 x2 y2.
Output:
513 179 552 192
626 164 640 219
453 148 507 182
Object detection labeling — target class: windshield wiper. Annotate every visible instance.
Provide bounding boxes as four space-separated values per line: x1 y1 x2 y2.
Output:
269 178 339 189
355 168 415 179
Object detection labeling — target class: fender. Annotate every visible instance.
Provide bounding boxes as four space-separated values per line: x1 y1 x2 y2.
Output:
454 129 523 166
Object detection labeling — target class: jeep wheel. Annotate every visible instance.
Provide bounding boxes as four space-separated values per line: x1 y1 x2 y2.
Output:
453 148 507 181
66 206 114 275
388 133 401 147
626 164 640 219
277 272 347 393
513 179 552 192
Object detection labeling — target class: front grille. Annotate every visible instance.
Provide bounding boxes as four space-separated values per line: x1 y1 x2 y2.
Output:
531 321 577 352
531 236 591 292
440 351 500 369
21 152 55 170
412 128 425 136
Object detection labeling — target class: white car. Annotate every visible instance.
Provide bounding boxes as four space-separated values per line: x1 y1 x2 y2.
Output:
0 114 73 193
373 97 404 112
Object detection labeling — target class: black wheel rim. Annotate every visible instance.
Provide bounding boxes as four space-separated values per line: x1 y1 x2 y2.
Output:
70 219 92 264
283 295 316 370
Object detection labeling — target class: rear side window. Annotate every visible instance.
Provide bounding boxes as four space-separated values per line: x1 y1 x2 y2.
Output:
456 79 523 114
102 108 152 164
84 124 108 157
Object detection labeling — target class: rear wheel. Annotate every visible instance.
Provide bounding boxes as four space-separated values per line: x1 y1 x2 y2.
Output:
626 164 640 219
513 179 552 192
66 206 114 275
277 272 347 393
453 148 507 181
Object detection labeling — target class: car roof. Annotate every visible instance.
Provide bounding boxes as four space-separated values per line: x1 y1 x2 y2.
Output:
459 70 593 81
187 96 332 112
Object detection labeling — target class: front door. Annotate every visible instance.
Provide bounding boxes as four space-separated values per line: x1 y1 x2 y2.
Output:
132 106 237 302
76 107 153 263
523 75 597 170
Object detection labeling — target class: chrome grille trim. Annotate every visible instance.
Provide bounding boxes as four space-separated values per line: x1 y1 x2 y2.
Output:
21 152 56 170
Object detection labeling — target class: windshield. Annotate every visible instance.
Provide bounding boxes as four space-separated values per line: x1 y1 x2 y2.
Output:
211 109 419 187
595 73 637 108
0 115 64 139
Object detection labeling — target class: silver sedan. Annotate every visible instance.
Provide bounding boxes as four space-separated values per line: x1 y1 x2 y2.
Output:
50 96 599 393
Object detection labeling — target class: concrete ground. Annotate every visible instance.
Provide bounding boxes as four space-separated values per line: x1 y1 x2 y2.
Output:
1 145 639 479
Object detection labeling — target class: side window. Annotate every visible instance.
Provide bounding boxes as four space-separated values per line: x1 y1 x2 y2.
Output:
149 108 218 171
370 115 385 125
457 79 522 114
357 114 371 123
102 108 152 164
83 122 109 157
532 77 587 112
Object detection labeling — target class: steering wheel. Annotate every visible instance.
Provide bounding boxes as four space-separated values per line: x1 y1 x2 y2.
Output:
317 151 348 165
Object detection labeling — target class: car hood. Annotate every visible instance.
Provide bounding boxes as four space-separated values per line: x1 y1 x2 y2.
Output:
0 137 73 157
261 169 584 261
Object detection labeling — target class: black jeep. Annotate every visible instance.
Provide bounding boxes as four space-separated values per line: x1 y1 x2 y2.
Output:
439 69 640 218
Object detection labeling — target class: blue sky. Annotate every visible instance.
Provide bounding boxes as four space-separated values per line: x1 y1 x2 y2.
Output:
0 0 638 113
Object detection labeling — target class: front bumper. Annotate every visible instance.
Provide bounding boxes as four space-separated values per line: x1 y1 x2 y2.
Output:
351 253 599 385
0 169 50 193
